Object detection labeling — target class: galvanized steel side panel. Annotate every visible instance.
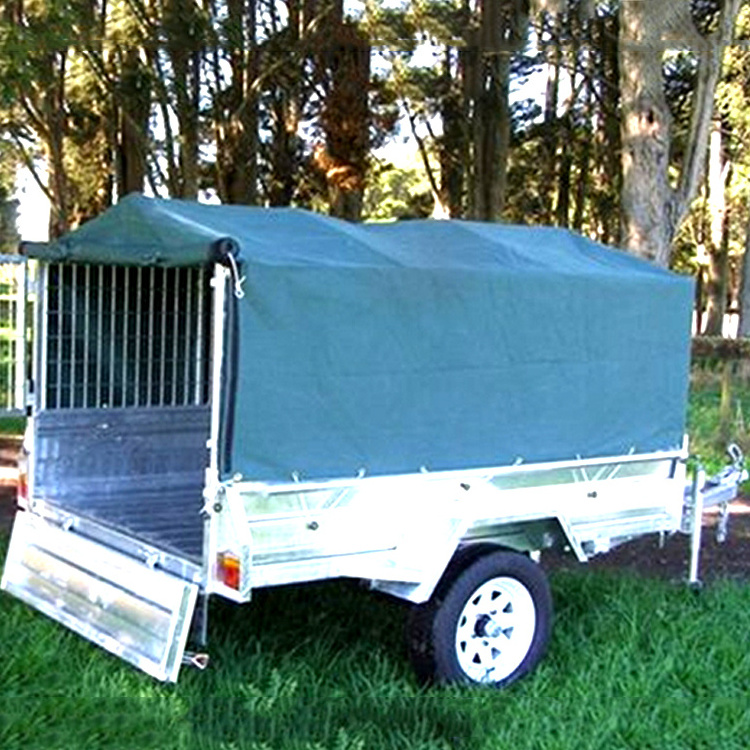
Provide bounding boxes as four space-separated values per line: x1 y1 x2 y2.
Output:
210 451 685 602
1 512 198 682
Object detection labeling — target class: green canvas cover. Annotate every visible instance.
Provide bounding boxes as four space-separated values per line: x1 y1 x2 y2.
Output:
24 194 694 483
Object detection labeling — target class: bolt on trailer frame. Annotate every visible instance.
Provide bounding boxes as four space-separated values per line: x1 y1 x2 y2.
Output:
2 195 743 688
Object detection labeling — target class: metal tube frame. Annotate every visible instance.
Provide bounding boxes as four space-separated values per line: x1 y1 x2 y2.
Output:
38 263 209 412
201 265 228 602
229 447 687 498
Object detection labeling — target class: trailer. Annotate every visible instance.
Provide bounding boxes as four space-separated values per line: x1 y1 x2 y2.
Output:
0 195 742 687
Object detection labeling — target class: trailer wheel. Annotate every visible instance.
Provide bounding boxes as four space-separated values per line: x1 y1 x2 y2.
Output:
407 550 552 687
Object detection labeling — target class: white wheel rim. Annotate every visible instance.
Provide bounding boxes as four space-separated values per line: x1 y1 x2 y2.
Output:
454 576 536 684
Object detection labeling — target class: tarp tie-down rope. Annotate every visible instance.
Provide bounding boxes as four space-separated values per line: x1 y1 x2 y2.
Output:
226 252 246 299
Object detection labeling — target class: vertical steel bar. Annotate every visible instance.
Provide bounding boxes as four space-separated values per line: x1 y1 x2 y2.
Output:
172 268 179 405
195 267 205 405
134 267 142 406
203 266 228 595
70 264 78 408
183 267 193 406
147 266 155 406
38 264 49 411
688 467 706 586
54 265 63 408
160 268 167 406
96 265 103 407
122 266 130 406
208 266 227 476
52 267 58 408
109 265 116 408
82 265 91 408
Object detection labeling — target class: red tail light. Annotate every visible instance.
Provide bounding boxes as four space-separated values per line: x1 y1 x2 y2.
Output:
217 551 241 590
16 469 27 505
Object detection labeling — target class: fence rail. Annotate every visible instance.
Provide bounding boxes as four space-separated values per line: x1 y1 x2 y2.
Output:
0 256 27 415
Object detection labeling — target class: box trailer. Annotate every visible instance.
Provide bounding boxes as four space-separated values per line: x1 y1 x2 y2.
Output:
1 195 742 687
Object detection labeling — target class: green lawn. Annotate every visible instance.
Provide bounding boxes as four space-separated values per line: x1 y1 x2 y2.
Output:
688 375 750 471
2 562 750 750
2 382 750 749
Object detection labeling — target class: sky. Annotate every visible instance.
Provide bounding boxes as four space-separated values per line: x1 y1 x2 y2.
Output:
15 167 48 242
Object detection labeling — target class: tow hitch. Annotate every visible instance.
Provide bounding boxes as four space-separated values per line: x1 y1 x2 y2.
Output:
685 444 747 585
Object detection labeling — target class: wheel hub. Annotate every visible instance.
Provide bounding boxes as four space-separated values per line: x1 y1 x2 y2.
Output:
455 576 536 684
475 614 504 640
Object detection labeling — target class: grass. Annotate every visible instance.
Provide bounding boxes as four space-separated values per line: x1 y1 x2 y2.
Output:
2 558 750 750
2 381 750 749
687 377 750 472
0 415 25 436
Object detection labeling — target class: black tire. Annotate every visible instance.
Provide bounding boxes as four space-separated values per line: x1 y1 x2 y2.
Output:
407 550 553 687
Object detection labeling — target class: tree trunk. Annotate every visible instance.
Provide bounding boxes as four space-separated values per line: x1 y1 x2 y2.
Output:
266 0 302 207
597 8 621 244
469 0 519 221
174 51 201 199
439 46 465 217
117 48 150 196
542 15 560 224
316 4 370 221
555 16 580 228
472 52 509 221
45 52 70 238
220 0 259 205
618 0 741 266
704 120 729 336
555 111 571 227
573 20 594 232
618 0 674 265
738 212 750 338
165 0 202 199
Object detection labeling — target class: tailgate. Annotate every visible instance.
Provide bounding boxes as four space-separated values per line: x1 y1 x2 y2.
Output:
1 511 199 682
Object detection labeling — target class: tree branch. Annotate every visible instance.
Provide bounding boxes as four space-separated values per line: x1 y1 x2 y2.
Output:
7 131 55 205
402 98 444 214
673 0 741 227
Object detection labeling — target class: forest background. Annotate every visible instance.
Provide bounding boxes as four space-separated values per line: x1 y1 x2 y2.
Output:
0 0 748 337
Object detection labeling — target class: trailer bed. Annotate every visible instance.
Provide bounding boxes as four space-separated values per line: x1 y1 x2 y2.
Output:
31 406 209 562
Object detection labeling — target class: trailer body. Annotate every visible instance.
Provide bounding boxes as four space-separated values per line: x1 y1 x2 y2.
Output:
1 195 718 685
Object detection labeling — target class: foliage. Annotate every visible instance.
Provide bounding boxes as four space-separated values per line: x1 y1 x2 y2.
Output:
692 335 750 360
363 159 435 220
0 417 25 436
0 0 745 303
688 376 750 469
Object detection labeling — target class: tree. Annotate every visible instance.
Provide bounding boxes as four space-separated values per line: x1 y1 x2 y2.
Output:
312 2 372 220
209 0 259 204
703 118 731 334
618 0 743 266
0 0 154 234
373 0 538 221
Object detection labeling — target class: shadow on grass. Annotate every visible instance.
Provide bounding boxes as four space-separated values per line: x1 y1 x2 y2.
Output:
185 580 485 749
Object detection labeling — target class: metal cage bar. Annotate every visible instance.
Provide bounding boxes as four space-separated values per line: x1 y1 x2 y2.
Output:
43 263 211 410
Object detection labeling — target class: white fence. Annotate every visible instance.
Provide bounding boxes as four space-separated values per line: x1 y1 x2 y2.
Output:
0 256 28 415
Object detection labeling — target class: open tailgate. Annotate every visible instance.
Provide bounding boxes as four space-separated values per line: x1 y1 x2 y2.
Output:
1 511 199 682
